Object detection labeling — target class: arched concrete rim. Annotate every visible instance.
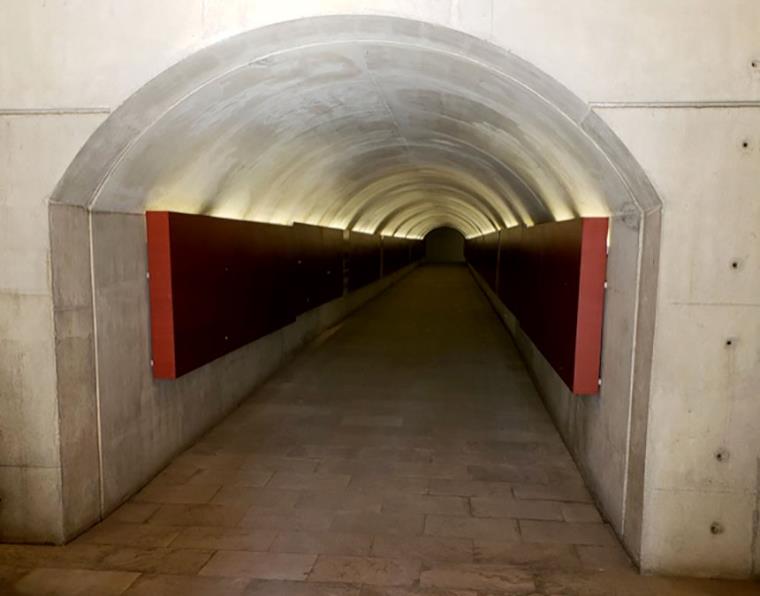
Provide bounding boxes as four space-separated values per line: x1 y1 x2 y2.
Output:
45 15 663 564
48 14 662 221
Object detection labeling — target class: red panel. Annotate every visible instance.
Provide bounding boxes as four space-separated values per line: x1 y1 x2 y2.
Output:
146 212 295 379
146 212 427 380
466 218 608 395
146 212 176 379
574 219 609 394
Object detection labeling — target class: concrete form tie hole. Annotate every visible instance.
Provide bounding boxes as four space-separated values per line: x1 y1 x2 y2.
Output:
710 522 724 535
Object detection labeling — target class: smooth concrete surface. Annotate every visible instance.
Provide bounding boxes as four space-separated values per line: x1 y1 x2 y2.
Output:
0 265 757 595
48 16 661 234
0 114 106 543
597 107 760 578
1 1 758 579
3 2 758 109
425 227 465 263
49 203 102 541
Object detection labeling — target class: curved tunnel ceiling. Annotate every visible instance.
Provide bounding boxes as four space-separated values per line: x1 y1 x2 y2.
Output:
58 16 660 238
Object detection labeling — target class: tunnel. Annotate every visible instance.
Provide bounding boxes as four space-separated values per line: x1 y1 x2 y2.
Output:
8 9 759 594
42 12 662 579
424 227 465 263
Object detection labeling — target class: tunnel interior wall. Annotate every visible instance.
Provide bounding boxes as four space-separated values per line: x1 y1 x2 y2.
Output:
146 212 421 379
467 219 608 394
466 215 643 563
424 227 465 263
90 211 419 521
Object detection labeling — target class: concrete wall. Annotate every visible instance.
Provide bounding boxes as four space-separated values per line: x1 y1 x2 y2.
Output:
425 227 465 263
597 108 760 579
1 0 759 577
0 115 106 542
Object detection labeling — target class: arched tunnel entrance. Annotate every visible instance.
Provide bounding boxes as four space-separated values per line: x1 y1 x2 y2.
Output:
424 227 465 263
41 15 668 587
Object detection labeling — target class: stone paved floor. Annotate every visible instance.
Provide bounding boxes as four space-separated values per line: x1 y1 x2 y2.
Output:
2 265 758 595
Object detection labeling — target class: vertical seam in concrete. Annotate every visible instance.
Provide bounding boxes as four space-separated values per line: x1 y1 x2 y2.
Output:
87 210 106 519
752 458 760 577
618 211 646 537
48 206 66 542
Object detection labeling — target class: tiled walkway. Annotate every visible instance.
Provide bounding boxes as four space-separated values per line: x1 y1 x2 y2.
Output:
2 266 757 595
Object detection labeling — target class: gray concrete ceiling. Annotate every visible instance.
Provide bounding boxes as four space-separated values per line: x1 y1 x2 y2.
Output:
56 16 657 238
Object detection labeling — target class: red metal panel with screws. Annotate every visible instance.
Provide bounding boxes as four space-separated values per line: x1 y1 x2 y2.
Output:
146 211 177 379
573 218 609 394
146 212 295 379
146 212 425 380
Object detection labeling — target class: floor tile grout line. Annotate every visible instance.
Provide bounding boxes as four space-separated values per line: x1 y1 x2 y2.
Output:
119 572 143 595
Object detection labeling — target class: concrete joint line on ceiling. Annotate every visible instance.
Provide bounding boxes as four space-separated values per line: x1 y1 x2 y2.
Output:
0 107 111 116
589 100 760 109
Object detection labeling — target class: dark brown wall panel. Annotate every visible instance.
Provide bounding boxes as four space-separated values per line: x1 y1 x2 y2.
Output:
466 218 608 395
147 213 425 380
411 238 425 263
465 230 500 290
347 231 381 292
292 223 345 314
147 212 295 379
382 236 413 276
